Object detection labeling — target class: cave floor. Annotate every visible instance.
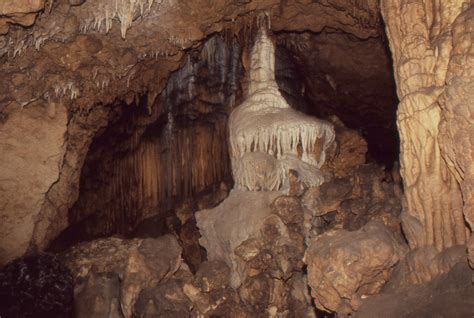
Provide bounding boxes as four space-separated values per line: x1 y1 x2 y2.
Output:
356 262 474 318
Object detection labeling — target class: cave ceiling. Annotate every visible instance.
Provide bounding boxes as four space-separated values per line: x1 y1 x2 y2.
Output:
0 0 388 120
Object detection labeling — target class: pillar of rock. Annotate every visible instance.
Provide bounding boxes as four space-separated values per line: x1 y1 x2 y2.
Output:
381 0 472 251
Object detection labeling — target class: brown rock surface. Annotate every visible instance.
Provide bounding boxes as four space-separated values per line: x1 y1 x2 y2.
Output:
381 0 472 252
0 101 67 265
0 0 45 34
386 245 467 289
305 221 406 314
62 234 183 317
356 262 474 318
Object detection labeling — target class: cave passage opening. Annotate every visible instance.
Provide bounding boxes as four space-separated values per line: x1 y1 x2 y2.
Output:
49 26 400 271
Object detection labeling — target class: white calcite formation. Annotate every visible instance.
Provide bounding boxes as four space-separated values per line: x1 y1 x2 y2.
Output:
228 27 335 191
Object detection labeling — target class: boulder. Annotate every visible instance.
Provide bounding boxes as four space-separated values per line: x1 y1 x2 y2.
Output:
305 221 406 314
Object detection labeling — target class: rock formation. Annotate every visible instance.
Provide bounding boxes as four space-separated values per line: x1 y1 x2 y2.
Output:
382 0 472 253
305 221 406 314
228 27 335 191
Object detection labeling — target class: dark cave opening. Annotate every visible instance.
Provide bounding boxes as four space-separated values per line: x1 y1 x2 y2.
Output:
275 30 399 167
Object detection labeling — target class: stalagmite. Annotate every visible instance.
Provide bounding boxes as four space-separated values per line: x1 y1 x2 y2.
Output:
228 27 335 191
197 24 334 315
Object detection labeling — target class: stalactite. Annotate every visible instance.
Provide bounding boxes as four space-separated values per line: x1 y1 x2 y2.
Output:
229 27 335 191
69 31 241 238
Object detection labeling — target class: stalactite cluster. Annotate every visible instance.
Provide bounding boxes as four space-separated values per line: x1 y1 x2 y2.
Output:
70 111 230 238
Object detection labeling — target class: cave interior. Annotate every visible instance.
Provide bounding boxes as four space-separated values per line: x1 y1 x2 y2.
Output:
0 0 473 317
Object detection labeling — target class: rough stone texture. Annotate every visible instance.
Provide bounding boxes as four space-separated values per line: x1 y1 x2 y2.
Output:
305 221 406 315
381 0 472 254
356 262 474 318
74 272 121 318
197 190 316 316
134 268 194 317
323 116 369 178
303 161 403 239
0 101 68 265
386 245 467 290
0 0 45 34
62 234 182 317
196 190 281 288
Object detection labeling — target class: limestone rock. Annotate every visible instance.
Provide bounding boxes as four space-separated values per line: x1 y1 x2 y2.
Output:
228 27 335 192
386 245 467 290
0 0 44 34
0 102 68 265
0 0 397 263
324 116 368 178
194 261 230 293
305 221 406 314
196 190 281 288
62 235 182 317
356 262 474 318
134 267 193 318
74 272 121 318
302 177 353 217
381 0 472 251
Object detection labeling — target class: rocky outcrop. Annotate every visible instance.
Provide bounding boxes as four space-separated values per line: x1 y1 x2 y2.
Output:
62 234 182 318
196 190 282 288
381 0 472 255
0 0 45 34
197 191 315 316
305 221 406 315
386 245 467 289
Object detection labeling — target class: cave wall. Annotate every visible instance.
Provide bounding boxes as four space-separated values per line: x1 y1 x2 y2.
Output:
0 101 67 264
381 0 472 251
276 31 399 165
65 33 242 241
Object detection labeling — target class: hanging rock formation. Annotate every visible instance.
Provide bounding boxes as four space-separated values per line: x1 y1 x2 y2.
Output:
229 27 335 191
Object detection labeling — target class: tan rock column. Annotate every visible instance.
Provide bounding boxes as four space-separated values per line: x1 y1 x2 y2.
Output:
381 0 471 251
